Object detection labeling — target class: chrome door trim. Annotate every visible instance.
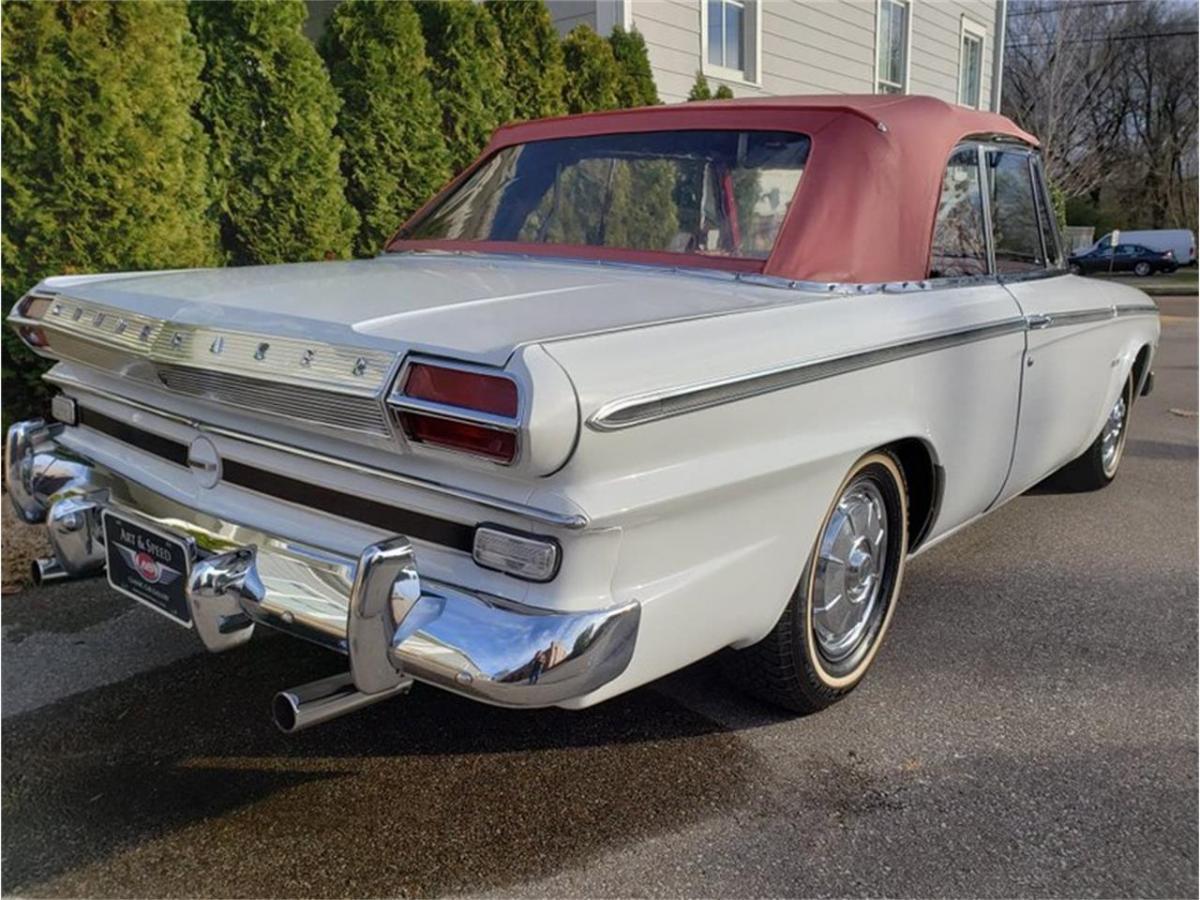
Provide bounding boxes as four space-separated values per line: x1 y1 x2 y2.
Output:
1042 307 1116 328
588 316 1029 432
44 370 589 530
1115 304 1159 318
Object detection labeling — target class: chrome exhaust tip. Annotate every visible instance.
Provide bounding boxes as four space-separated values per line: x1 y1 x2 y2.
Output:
271 672 412 734
31 556 68 586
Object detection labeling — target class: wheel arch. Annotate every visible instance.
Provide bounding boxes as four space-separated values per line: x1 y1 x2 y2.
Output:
878 437 942 554
1131 343 1154 399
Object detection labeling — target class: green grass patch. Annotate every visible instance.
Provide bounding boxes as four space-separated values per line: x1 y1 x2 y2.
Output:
1085 268 1199 295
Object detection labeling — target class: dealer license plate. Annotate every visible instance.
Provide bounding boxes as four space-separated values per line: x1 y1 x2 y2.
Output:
103 510 193 626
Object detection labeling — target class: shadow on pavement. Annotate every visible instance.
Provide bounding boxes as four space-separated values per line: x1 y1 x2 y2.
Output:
1 636 772 897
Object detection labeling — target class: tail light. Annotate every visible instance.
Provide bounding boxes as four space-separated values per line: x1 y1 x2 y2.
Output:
389 361 520 464
12 294 54 351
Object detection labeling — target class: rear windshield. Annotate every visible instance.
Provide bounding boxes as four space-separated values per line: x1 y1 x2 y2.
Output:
398 130 811 260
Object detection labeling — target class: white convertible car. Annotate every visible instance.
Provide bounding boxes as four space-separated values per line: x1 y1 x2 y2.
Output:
7 96 1159 731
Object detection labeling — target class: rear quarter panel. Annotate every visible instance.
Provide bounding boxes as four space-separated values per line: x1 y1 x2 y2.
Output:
541 280 1027 701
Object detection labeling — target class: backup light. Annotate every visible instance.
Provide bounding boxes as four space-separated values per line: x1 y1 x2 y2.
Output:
473 526 560 582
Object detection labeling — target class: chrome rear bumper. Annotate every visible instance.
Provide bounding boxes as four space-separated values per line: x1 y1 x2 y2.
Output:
6 419 639 709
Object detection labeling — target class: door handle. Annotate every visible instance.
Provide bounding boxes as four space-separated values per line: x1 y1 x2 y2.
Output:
1026 314 1053 330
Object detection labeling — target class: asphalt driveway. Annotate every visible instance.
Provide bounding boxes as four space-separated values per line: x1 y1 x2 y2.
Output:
2 301 1196 898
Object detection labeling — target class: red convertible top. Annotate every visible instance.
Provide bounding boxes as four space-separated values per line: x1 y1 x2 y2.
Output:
389 95 1037 284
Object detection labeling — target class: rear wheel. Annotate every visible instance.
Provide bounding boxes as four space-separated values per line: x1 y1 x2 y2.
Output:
1134 261 1152 276
721 451 909 713
1047 375 1133 491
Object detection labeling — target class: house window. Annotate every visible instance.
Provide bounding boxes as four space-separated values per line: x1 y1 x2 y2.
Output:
959 19 986 108
876 0 910 94
702 0 759 83
707 0 746 72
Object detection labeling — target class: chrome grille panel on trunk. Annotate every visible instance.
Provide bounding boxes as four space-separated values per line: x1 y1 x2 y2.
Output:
156 364 393 436
14 293 402 441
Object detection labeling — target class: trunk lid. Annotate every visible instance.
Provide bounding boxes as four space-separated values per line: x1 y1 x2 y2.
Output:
40 252 785 366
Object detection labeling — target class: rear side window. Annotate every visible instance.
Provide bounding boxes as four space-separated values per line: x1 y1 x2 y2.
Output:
930 146 988 278
986 149 1045 274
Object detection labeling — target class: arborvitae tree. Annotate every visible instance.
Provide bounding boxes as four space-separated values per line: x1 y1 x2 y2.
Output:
417 0 513 173
485 0 566 122
190 0 357 265
561 25 620 114
687 71 713 101
687 72 733 101
322 0 451 256
609 26 658 107
1 0 220 424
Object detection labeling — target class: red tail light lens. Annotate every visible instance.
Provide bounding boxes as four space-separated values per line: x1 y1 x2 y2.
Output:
398 413 517 462
403 363 518 417
394 363 520 463
18 325 49 348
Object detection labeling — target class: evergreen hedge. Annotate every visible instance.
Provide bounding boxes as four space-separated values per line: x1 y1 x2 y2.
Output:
190 0 357 265
561 25 620 114
1 0 220 424
485 0 565 122
417 0 513 173
322 0 451 256
609 26 658 107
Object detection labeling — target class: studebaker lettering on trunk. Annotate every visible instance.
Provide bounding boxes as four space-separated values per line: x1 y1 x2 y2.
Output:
6 96 1159 731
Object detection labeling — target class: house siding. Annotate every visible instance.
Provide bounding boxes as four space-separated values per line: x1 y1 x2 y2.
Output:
549 0 1003 109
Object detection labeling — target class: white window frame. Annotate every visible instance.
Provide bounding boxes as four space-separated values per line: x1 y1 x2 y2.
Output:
874 0 913 95
958 16 987 109
700 0 762 87
596 0 634 35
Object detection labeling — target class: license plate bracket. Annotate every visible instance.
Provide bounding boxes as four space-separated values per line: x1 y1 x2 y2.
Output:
102 510 193 626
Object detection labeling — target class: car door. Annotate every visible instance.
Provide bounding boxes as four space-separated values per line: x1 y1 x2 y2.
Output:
1078 247 1105 274
991 149 1121 501
1112 244 1138 272
923 144 1026 532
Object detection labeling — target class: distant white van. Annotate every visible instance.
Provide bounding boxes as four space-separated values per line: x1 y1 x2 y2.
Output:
1093 229 1196 264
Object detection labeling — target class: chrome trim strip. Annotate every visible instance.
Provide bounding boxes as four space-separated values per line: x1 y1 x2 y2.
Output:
1115 304 1159 318
43 370 589 530
588 316 1029 432
1041 307 1117 328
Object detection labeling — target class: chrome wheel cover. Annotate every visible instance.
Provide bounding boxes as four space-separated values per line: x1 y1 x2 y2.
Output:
1101 392 1127 476
812 480 889 663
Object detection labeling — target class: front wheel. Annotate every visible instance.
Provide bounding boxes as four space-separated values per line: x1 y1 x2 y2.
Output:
721 451 909 713
1048 375 1133 491
1134 261 1152 276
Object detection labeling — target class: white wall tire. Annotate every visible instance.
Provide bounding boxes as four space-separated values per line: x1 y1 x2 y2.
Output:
721 451 909 712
